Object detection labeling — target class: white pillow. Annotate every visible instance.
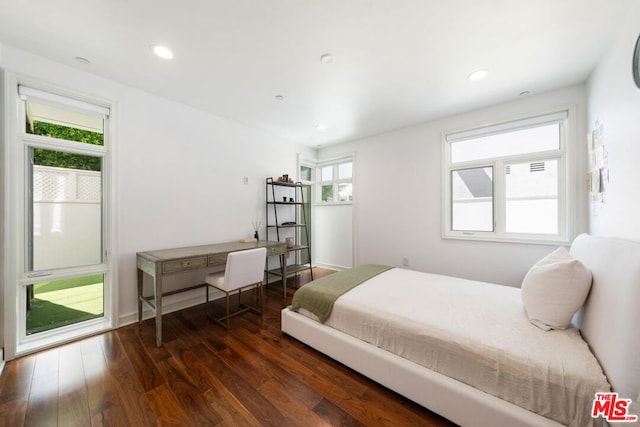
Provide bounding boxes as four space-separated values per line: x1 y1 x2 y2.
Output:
521 247 592 331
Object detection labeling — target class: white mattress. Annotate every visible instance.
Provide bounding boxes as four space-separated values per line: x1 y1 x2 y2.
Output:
313 268 610 427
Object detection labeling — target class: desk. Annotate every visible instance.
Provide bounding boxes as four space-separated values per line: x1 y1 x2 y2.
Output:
137 240 287 346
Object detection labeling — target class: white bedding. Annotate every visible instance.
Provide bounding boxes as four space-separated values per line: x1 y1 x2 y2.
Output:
313 268 610 427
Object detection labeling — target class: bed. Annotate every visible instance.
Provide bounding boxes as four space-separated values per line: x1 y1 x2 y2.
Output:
281 234 640 426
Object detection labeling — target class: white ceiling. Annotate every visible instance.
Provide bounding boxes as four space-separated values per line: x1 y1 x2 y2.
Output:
0 1 633 147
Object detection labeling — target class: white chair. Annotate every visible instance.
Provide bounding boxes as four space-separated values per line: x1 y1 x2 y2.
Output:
205 247 267 330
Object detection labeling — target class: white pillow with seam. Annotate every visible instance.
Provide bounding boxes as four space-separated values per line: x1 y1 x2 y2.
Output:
521 247 592 331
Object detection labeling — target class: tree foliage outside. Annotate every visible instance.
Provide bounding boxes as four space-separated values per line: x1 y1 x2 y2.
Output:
31 121 102 171
321 184 333 202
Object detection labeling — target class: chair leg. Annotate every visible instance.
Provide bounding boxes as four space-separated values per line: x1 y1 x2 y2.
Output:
225 291 230 330
258 282 263 315
208 283 264 329
258 282 264 316
256 283 260 313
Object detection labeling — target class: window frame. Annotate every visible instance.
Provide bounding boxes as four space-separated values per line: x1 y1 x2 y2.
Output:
3 75 116 358
442 109 574 245
316 156 353 205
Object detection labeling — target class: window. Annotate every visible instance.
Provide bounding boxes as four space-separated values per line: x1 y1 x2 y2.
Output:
318 158 353 203
300 165 313 182
443 111 571 243
451 166 493 232
12 84 113 353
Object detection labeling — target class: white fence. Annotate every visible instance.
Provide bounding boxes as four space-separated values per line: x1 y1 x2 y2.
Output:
32 165 102 271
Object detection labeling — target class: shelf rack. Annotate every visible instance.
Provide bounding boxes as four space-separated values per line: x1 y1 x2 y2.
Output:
265 177 313 290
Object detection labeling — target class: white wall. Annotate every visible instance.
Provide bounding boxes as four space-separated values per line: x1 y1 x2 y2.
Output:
319 85 588 286
314 204 352 270
587 3 640 241
0 45 314 327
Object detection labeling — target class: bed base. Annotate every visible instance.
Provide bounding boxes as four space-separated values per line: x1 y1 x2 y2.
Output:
281 308 561 427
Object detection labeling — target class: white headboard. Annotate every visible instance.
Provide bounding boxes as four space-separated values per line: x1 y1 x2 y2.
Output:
570 233 640 405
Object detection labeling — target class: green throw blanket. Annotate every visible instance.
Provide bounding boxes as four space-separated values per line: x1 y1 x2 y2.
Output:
290 264 392 323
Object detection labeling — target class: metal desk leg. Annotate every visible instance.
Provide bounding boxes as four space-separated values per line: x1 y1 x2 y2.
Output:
137 268 143 323
154 264 163 346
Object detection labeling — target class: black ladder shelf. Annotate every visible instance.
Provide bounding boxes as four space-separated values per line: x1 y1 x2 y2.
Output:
265 177 314 289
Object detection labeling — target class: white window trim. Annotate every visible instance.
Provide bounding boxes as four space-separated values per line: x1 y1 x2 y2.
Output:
316 154 354 206
2 73 117 359
442 107 576 245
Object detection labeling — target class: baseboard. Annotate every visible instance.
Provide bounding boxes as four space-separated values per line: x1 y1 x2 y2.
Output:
119 293 208 327
314 263 349 271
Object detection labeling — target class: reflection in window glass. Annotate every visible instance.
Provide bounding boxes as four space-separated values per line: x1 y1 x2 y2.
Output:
451 167 493 231
506 160 558 234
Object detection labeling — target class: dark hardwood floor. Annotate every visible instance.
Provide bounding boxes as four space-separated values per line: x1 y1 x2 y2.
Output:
0 268 455 426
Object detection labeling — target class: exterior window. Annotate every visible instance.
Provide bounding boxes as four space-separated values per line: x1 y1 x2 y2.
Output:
505 160 558 234
16 84 112 351
300 165 312 182
318 158 353 204
25 99 105 145
321 184 334 202
451 166 493 232
444 111 570 243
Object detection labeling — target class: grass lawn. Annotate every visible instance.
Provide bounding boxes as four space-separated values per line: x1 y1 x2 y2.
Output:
27 275 104 335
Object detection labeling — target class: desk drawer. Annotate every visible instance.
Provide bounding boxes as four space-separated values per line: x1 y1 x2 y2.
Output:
163 256 207 273
268 244 286 256
208 253 227 266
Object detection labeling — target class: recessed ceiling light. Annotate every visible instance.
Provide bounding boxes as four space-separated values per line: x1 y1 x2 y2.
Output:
275 95 284 101
468 69 488 81
316 124 327 131
320 54 335 65
151 45 174 60
75 56 90 65
519 90 531 96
